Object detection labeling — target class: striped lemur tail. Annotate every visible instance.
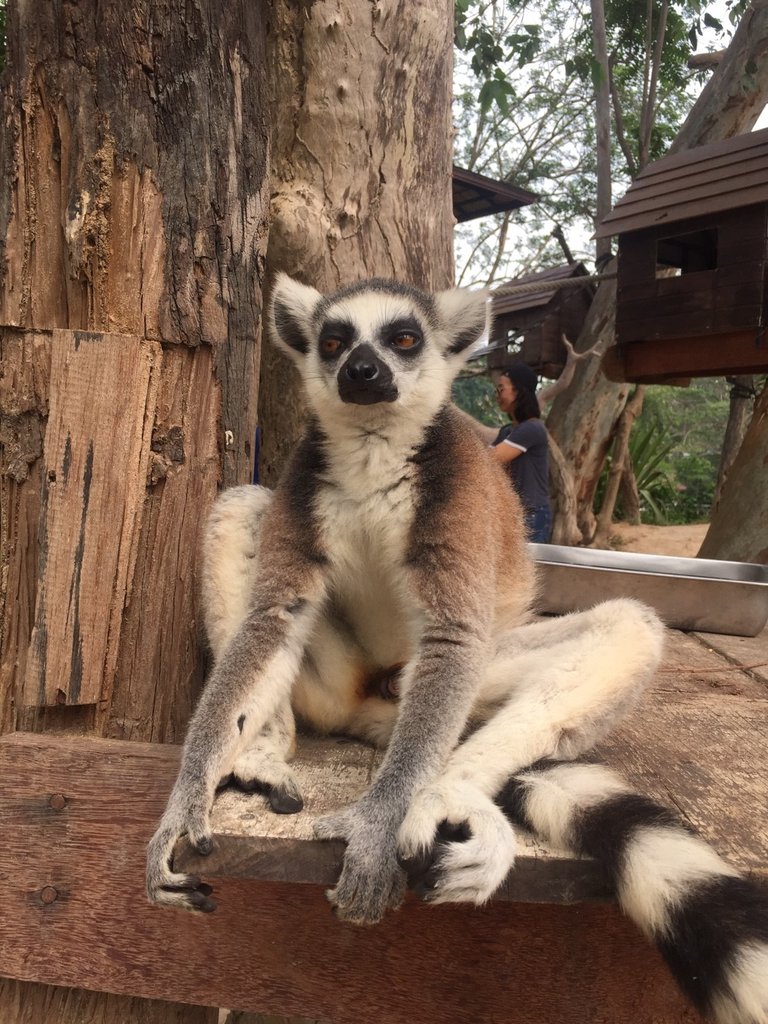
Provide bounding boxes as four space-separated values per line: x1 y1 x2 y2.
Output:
497 762 768 1024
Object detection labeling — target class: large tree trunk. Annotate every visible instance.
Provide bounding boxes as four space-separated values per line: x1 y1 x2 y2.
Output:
698 380 768 564
546 1 768 546
546 270 629 542
0 0 269 1019
258 0 455 485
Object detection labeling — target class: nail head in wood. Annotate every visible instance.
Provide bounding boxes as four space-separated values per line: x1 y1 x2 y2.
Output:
48 793 67 811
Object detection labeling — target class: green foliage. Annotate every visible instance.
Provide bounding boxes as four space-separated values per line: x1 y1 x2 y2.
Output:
644 379 730 524
594 380 734 525
453 0 738 285
452 374 501 427
594 412 678 524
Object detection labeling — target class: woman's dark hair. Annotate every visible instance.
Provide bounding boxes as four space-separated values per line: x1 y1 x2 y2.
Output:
501 369 541 421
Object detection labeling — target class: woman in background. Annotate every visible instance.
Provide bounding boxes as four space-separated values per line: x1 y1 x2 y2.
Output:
489 363 552 543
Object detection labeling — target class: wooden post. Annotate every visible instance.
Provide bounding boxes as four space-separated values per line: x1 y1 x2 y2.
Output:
0 1 270 1019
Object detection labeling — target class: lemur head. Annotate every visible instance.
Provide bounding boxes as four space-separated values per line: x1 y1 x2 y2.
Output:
268 274 489 424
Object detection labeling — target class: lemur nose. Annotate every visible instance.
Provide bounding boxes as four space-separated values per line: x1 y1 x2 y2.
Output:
345 358 379 382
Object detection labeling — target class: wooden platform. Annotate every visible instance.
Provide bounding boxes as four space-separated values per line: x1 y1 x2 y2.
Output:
176 627 768 892
0 626 765 1022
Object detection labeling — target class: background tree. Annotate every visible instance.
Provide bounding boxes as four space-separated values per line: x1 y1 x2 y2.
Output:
0 0 455 1021
258 0 454 485
454 0 768 552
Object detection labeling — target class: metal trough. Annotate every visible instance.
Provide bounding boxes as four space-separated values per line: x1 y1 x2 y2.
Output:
530 543 768 637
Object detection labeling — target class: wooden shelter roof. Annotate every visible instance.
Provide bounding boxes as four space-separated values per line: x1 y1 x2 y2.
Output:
596 127 768 238
492 262 592 316
452 165 538 222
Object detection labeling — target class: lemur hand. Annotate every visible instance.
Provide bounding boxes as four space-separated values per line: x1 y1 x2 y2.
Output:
146 787 217 912
398 778 516 905
313 797 406 924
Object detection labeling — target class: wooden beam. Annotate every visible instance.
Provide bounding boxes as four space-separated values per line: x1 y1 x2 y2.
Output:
0 732 704 1023
602 330 768 382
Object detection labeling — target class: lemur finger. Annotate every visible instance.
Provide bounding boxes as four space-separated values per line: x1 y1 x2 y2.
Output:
329 863 403 925
157 885 217 913
189 834 214 856
313 810 353 842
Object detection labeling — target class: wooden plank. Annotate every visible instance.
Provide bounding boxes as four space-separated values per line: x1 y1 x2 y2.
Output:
23 330 162 709
691 628 768 688
0 733 704 1023
617 290 714 323
616 308 715 341
0 979 216 1024
605 331 768 381
0 328 52 731
652 629 768 700
105 343 221 745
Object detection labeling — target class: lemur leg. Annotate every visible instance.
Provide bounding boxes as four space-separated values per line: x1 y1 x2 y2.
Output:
230 699 303 814
201 485 304 814
147 488 327 912
399 599 664 904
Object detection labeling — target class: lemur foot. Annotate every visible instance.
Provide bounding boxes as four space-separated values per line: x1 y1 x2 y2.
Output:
146 808 217 913
314 799 406 925
230 749 304 815
398 780 517 905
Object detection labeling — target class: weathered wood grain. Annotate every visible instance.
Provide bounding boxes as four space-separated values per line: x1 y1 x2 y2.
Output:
0 731 704 1024
693 629 768 687
0 979 217 1024
23 329 162 710
0 328 52 731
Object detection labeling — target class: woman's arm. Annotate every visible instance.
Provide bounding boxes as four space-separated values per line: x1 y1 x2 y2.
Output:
490 441 524 465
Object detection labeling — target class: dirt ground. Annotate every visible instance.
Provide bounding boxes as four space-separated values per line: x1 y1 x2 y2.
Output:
596 522 710 558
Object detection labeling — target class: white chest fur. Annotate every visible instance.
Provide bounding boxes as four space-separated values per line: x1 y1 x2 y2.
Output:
314 431 422 666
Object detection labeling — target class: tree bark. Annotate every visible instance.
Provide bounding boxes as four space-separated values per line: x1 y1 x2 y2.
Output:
546 2 768 546
258 0 455 485
590 0 612 262
713 375 755 508
592 385 645 547
0 0 269 1019
548 433 582 546
698 380 768 564
546 266 629 542
619 461 642 525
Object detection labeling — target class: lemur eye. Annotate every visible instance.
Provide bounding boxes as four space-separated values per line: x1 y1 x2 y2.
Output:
392 332 421 350
320 337 344 356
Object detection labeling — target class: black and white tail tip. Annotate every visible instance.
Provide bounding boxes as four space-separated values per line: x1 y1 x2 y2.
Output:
497 762 768 1024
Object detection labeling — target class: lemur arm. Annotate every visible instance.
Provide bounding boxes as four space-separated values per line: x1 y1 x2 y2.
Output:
314 601 492 925
146 497 328 912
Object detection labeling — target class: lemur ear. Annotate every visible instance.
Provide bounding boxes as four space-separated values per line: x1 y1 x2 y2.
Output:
433 287 491 356
268 273 323 358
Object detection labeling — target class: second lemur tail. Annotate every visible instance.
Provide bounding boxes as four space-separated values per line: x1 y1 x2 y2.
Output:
497 762 768 1024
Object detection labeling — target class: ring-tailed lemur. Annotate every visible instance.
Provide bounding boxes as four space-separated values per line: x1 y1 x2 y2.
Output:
147 275 768 1024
